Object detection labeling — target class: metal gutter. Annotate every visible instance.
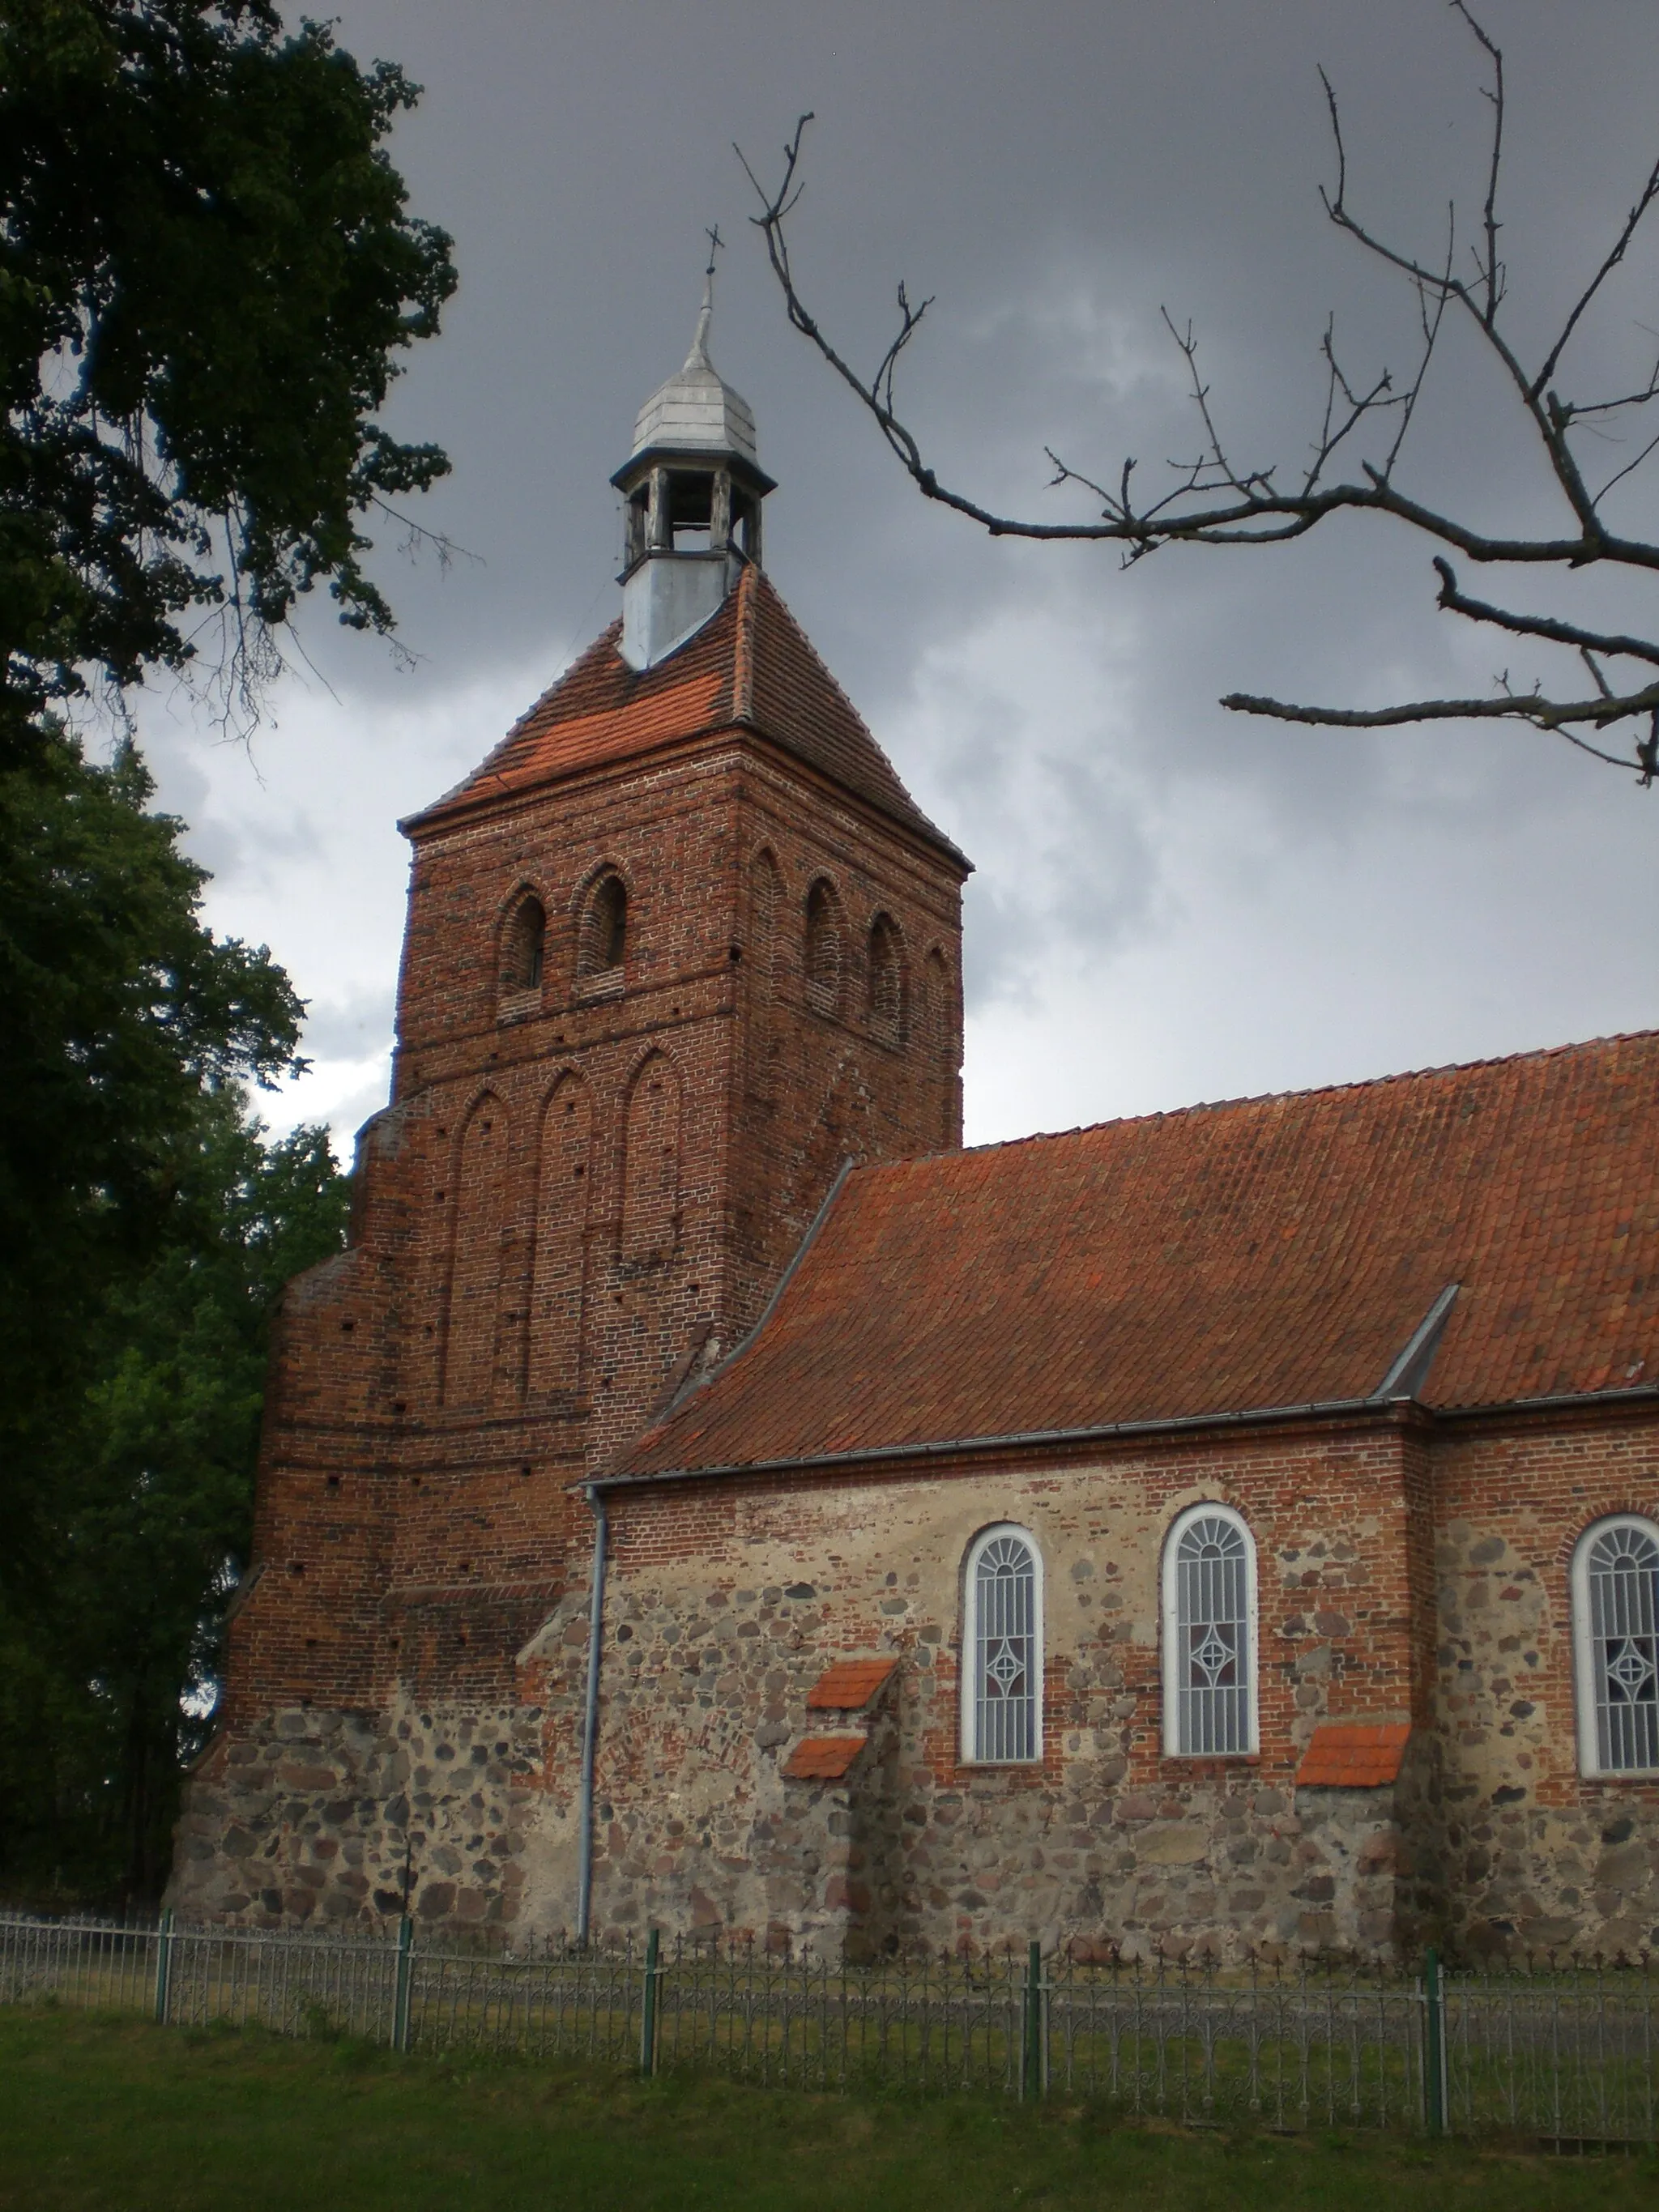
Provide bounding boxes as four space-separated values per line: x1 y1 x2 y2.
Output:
582 1379 1659 1497
1435 1380 1659 1424
582 1391 1414 1495
574 1485 608 1946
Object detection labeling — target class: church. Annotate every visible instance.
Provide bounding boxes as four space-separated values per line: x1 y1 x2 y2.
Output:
168 290 1659 1964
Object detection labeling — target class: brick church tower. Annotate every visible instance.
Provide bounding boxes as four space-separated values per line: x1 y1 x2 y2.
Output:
170 288 969 1929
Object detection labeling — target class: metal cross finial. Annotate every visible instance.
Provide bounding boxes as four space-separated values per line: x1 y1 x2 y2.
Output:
688 225 723 368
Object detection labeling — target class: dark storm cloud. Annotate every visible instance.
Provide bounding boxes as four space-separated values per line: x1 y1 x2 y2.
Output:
139 1 1659 1144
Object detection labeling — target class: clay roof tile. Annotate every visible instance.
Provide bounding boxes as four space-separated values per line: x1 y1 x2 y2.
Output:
1296 1723 1412 1788
782 1734 867 1781
403 569 963 862
612 1031 1659 1479
806 1657 899 1711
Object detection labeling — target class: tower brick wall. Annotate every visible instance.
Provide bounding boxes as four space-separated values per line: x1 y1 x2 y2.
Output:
172 568 970 1923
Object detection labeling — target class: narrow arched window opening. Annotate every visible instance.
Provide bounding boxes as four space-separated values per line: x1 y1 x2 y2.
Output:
1163 1505 1257 1757
1573 1517 1659 1775
578 873 628 979
501 897 546 993
868 914 903 1042
962 1526 1043 1764
805 879 843 1018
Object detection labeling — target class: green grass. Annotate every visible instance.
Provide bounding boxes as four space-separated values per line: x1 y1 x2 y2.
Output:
0 2009 1651 2212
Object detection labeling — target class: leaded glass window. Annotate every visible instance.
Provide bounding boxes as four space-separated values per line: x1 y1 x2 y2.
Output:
1165 1507 1256 1756
964 1528 1041 1763
1576 1519 1659 1775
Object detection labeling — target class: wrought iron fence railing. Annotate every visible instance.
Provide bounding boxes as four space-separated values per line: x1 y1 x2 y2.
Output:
2 1909 1656 2144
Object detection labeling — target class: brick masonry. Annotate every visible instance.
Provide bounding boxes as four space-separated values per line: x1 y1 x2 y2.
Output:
169 586 970 1932
169 569 1659 1964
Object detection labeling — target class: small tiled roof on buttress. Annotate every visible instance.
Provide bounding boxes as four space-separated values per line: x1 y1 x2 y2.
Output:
1297 1723 1411 1788
403 565 964 863
612 1030 1659 1480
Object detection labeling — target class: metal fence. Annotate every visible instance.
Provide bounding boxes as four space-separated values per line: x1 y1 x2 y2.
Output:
2 1910 1656 2145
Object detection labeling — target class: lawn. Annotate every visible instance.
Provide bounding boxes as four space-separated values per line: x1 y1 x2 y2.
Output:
0 2010 1651 2212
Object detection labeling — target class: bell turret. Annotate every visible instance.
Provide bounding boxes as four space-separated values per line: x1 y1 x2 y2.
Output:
611 260 774 671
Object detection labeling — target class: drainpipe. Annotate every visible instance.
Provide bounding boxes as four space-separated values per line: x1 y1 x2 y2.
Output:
575 1483 608 1946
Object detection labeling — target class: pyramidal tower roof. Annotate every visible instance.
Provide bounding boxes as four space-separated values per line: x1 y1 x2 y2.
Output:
404 565 967 865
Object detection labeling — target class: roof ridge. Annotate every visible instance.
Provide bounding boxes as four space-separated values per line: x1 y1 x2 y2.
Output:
899 1025 1659 1174
752 572 919 786
732 560 757 725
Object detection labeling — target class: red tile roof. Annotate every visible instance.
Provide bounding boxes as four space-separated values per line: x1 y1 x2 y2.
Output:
806 1657 899 1711
613 1031 1659 1480
404 565 963 860
783 1734 867 1781
1297 1723 1412 1788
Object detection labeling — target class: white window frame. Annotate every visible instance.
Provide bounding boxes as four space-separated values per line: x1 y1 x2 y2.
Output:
1161 1502 1260 1758
959 1524 1044 1765
1572 1514 1659 1779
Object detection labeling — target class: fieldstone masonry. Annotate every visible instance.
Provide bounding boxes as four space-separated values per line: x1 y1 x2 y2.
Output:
169 331 1659 1963
172 1698 543 1928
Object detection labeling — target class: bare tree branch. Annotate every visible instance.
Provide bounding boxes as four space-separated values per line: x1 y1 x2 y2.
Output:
739 6 1659 782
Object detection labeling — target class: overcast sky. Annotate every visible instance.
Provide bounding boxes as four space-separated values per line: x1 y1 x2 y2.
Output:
134 0 1659 1157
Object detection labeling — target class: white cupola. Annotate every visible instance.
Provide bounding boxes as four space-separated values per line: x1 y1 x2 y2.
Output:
611 259 774 671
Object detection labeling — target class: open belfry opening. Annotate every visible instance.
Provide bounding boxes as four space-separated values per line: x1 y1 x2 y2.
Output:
173 271 1659 1969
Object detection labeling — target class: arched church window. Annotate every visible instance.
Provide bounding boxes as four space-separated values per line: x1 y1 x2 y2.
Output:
1572 1516 1659 1775
867 913 904 1042
804 879 844 1019
1162 1504 1257 1756
501 895 545 994
961 1525 1043 1763
578 872 628 980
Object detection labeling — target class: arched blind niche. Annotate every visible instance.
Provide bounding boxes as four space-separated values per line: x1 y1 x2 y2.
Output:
804 879 844 1019
962 1526 1043 1763
1163 1504 1257 1756
441 1093 510 1411
744 848 780 1102
867 913 903 1042
621 1050 681 1264
1573 1517 1659 1775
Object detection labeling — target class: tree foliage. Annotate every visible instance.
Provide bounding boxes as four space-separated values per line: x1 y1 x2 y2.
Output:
0 2 446 1896
1 0 457 747
0 1086 349 1898
744 6 1659 778
0 731 305 1514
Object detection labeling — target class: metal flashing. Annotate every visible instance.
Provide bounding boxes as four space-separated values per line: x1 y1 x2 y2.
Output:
1373 1282 1461 1400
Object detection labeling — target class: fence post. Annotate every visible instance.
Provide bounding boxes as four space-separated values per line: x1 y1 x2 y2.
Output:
1021 1941 1044 2101
391 1916 413 2053
640 1926 660 2078
1423 1945 1448 2137
152 1908 174 2027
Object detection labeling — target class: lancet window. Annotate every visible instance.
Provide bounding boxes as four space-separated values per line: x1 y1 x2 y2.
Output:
962 1526 1043 1764
1163 1504 1257 1756
1573 1516 1659 1775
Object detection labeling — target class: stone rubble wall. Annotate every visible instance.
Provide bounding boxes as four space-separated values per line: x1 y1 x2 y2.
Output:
513 1429 1419 1960
168 1697 542 1929
1430 1413 1659 1957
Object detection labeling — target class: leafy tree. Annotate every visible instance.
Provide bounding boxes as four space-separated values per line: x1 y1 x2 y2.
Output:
1 0 456 749
0 1 449 1894
745 8 1659 778
0 731 303 1539
0 1085 349 1897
